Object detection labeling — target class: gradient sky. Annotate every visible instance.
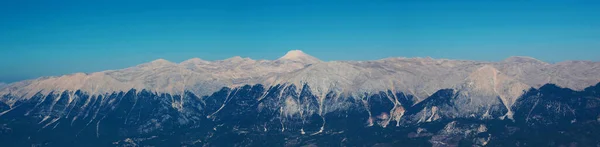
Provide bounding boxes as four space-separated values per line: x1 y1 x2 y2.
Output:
1 0 599 82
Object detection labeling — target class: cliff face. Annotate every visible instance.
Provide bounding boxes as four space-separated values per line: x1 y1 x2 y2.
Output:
0 83 599 146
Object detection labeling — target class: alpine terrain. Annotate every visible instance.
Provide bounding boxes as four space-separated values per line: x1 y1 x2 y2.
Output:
1 50 600 146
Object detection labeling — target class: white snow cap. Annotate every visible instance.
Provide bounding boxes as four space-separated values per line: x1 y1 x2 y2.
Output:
180 58 209 65
278 50 321 64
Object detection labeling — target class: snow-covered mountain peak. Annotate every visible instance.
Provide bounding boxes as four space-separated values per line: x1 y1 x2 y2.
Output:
222 56 254 63
280 50 307 58
278 50 321 64
139 59 177 68
503 56 547 65
151 58 173 64
180 58 210 67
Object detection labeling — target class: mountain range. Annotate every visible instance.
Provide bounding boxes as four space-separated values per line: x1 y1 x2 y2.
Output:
1 50 599 146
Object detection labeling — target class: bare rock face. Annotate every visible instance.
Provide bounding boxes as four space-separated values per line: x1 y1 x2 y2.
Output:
455 65 530 119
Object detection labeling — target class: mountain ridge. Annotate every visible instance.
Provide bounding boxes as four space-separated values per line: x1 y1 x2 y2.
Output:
1 50 599 107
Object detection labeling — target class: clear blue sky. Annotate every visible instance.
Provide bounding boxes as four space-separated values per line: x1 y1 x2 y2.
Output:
1 0 599 82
